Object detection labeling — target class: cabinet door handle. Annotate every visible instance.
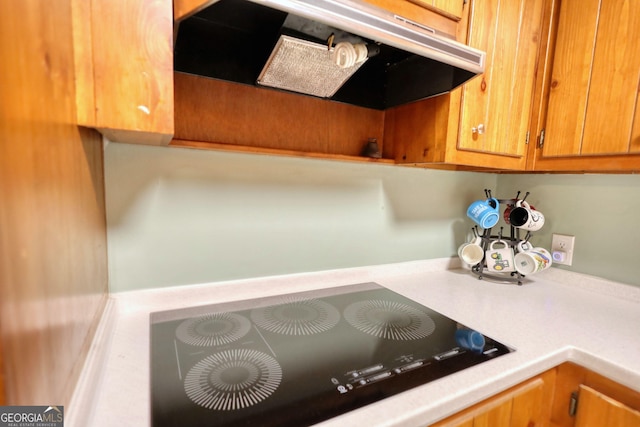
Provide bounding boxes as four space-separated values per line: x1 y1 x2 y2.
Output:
472 124 485 134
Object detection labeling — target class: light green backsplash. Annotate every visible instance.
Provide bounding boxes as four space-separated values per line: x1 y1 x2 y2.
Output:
105 143 497 292
105 143 640 291
496 174 640 287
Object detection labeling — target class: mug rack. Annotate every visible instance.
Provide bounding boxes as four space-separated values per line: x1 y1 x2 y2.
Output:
467 190 535 286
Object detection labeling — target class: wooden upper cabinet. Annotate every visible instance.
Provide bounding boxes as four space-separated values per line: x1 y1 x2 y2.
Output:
458 0 543 159
385 0 545 170
72 0 174 145
171 0 468 163
529 0 640 171
431 0 464 20
410 0 464 21
174 0 213 21
337 0 459 36
176 0 459 36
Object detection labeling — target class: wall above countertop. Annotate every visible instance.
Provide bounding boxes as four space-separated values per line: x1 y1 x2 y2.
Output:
105 143 496 292
104 143 640 292
497 173 640 288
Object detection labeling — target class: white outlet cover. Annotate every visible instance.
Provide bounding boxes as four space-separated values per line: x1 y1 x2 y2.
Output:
551 234 575 266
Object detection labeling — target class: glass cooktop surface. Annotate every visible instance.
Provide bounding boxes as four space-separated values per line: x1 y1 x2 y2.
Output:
150 282 513 427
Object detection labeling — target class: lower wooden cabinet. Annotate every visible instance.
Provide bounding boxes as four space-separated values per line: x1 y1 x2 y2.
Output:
550 362 640 427
430 370 554 427
574 385 640 427
430 363 640 427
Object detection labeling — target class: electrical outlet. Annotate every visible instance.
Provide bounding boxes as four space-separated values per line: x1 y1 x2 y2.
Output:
551 234 575 266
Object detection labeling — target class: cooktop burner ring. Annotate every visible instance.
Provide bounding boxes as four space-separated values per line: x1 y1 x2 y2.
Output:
250 298 340 335
184 349 283 411
175 312 252 347
343 299 436 341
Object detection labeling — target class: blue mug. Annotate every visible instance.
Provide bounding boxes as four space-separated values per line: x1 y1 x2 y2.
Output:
455 328 486 353
467 198 499 229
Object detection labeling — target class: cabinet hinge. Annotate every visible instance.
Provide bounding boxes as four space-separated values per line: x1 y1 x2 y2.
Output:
569 391 579 417
525 130 530 145
539 128 546 149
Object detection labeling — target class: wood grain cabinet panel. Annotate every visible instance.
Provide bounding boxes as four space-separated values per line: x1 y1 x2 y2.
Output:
342 0 459 36
542 0 600 157
1 0 108 406
472 399 513 427
632 96 640 153
172 73 389 162
99 0 640 171
73 0 174 145
431 0 464 20
579 0 640 156
529 0 640 171
386 0 544 170
430 363 640 427
0 339 4 405
170 0 459 163
549 362 640 427
172 0 518 170
458 0 544 159
430 371 553 427
575 385 640 427
408 0 464 20
175 0 459 37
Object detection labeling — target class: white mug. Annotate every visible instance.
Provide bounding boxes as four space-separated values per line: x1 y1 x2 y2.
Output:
516 240 533 253
485 240 515 272
458 236 484 266
514 247 552 275
509 200 545 231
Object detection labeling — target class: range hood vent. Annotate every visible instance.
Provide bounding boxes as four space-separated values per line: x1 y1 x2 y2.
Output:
257 35 369 98
174 0 485 110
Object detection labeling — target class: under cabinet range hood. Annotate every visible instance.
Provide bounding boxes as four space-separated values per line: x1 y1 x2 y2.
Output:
174 0 485 110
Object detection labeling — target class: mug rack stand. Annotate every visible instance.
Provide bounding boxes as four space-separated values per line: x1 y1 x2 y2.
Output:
468 191 535 286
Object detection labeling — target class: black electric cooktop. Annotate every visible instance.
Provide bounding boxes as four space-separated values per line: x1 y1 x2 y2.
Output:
150 282 513 427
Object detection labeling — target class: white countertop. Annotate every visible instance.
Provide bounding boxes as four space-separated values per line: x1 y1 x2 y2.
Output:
68 258 640 427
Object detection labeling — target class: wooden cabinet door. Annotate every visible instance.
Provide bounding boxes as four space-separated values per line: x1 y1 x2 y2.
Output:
384 0 546 170
575 385 640 427
73 0 174 145
530 0 640 171
431 0 464 19
361 0 458 36
457 0 544 160
408 0 464 20
430 375 549 427
472 399 513 427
